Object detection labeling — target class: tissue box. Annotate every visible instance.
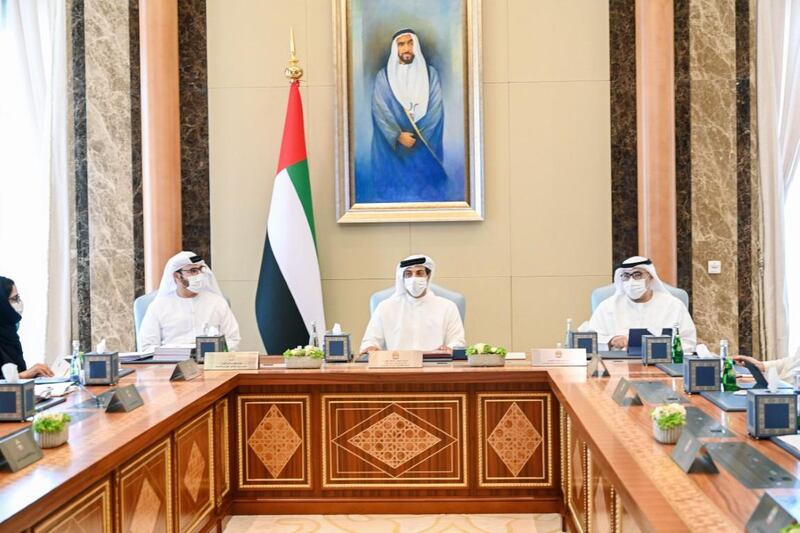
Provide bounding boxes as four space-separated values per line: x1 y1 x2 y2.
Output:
83 352 121 385
195 335 227 364
747 389 798 439
324 333 351 363
568 332 597 355
642 335 672 365
0 380 35 421
683 357 721 394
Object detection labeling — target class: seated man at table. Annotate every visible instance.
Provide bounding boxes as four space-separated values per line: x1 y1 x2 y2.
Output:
138 251 241 352
587 256 697 352
359 254 465 354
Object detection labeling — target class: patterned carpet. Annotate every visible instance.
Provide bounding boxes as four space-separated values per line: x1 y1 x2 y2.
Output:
224 514 563 532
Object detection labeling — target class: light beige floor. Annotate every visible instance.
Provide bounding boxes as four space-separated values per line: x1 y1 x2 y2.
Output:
223 513 563 533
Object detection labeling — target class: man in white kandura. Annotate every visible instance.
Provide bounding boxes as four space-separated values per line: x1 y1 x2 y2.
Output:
587 256 697 351
359 255 465 354
138 251 241 352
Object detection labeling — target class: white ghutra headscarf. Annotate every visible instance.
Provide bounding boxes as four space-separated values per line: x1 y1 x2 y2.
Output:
156 251 224 299
387 29 430 121
612 256 668 296
393 254 436 297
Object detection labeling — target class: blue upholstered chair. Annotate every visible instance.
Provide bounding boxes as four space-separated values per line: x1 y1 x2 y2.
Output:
369 283 466 322
134 290 231 339
590 283 690 314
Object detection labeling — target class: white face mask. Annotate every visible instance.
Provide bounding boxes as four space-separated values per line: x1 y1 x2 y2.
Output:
186 273 206 293
404 277 428 298
10 300 23 316
624 279 648 300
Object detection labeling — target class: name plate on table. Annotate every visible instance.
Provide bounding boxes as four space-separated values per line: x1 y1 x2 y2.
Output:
106 384 144 413
0 428 42 472
530 349 587 367
203 351 259 371
747 493 800 533
368 351 423 369
587 353 610 378
611 378 642 406
670 430 718 474
170 359 202 381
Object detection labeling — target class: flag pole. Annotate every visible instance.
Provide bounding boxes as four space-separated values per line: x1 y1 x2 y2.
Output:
284 27 303 82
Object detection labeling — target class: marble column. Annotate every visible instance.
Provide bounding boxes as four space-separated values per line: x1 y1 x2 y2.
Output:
610 0 639 268
84 0 136 351
689 0 738 351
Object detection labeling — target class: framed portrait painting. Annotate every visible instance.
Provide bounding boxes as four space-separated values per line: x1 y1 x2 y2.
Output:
334 0 484 223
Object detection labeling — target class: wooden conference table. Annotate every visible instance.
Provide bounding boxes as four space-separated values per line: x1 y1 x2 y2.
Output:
0 357 797 532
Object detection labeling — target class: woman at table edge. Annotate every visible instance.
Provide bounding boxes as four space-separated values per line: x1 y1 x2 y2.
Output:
0 276 54 379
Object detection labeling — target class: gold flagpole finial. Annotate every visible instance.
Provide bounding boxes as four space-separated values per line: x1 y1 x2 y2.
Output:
285 27 303 82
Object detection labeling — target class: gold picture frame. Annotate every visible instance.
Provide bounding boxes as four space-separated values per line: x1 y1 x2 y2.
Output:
334 0 484 223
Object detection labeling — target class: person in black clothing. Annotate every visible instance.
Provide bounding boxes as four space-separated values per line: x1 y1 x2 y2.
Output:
0 276 53 379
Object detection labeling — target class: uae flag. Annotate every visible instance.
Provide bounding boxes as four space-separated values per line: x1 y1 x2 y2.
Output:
255 81 325 354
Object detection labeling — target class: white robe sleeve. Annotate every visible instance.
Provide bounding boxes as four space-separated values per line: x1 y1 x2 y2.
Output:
137 302 162 352
764 346 800 381
677 303 697 352
219 302 241 351
443 303 466 348
359 305 387 352
587 299 615 345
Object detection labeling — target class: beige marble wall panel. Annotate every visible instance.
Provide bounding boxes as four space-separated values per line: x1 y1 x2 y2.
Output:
437 276 512 349
689 0 738 352
85 0 135 351
689 0 735 81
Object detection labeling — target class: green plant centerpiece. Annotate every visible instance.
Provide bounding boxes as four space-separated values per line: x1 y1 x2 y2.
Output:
32 412 72 448
779 524 800 533
466 343 507 367
650 403 686 444
283 345 325 369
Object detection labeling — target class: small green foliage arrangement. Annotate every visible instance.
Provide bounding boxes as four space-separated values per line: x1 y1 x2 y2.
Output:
650 404 687 430
779 524 800 533
32 412 72 434
283 345 324 359
466 343 508 357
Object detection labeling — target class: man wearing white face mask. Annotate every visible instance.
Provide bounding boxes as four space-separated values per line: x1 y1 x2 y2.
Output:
587 256 697 351
359 255 465 353
138 251 241 352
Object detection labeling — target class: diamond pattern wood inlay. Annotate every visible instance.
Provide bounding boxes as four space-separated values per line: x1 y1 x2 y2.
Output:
487 402 542 477
248 404 302 478
183 441 205 502
129 478 161 533
347 412 442 469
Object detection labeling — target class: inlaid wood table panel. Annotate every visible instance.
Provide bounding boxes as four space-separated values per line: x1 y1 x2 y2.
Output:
237 395 311 489
477 392 553 488
566 412 590 533
214 397 231 507
118 437 172 533
33 478 112 532
322 394 467 488
175 409 215 533
589 448 616 533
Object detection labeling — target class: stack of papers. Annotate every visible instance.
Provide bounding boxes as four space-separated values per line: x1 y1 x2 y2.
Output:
154 344 194 361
